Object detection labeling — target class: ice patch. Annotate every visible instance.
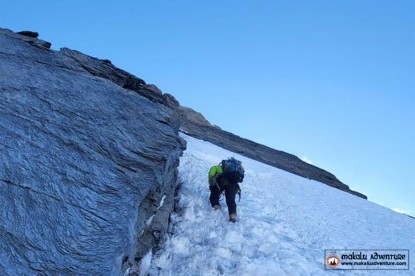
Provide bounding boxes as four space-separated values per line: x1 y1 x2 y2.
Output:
138 251 152 276
152 251 171 270
171 237 190 254
157 195 167 210
224 230 243 243
216 247 232 258
145 215 154 226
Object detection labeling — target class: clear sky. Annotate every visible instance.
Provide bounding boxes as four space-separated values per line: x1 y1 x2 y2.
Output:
1 0 414 216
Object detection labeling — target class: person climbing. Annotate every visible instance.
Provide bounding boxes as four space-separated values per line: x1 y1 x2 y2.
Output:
208 157 245 222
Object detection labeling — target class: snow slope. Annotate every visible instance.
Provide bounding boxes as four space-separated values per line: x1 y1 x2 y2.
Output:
149 133 414 275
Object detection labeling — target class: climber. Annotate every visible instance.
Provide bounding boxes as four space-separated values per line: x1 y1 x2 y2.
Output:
208 158 244 222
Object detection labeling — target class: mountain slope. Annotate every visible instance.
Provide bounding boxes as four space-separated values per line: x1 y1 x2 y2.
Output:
179 118 366 199
149 134 414 275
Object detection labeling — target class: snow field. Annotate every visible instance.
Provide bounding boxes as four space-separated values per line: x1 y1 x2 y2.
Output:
149 134 415 275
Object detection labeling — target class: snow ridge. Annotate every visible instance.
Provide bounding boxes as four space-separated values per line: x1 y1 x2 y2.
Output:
150 134 414 275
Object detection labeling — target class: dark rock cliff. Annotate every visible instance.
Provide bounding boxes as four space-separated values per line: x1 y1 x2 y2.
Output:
179 109 367 199
0 28 185 275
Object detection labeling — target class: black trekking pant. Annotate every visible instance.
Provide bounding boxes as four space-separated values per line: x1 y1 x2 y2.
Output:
209 179 237 215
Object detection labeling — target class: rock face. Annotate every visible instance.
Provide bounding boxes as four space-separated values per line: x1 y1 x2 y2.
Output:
180 119 367 200
0 28 185 275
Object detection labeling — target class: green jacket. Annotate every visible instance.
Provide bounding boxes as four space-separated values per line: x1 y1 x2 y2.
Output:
208 165 223 186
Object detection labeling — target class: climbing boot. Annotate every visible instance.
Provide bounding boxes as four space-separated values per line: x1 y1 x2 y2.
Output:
229 213 237 223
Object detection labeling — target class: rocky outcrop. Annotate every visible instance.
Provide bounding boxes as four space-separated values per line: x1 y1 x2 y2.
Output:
0 28 185 275
13 30 51 48
180 119 367 200
179 106 212 127
16 31 39 38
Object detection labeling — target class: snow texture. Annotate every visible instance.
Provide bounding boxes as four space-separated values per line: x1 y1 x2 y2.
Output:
150 133 415 275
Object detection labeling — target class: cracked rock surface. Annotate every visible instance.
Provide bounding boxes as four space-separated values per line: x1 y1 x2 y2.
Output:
0 28 184 275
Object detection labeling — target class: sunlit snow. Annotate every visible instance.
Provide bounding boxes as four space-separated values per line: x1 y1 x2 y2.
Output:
148 133 414 275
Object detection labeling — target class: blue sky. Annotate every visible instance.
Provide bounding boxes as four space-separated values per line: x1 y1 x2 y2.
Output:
1 0 414 216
